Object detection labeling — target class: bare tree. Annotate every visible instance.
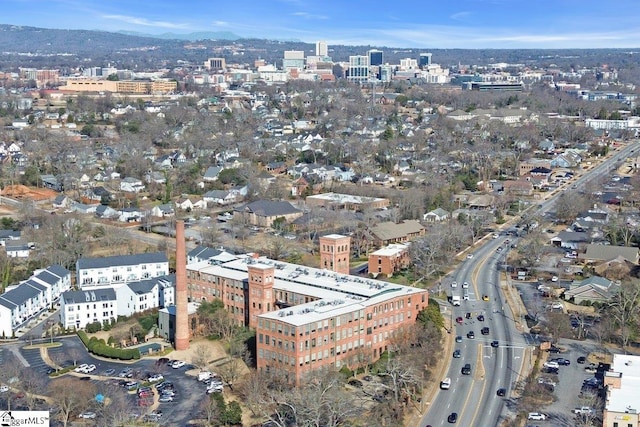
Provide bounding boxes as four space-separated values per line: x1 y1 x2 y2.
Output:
199 394 223 426
217 341 251 391
49 378 96 427
608 280 640 352
20 369 46 410
192 344 211 372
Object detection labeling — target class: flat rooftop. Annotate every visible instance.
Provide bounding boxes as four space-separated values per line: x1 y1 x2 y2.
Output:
188 253 425 326
607 354 640 414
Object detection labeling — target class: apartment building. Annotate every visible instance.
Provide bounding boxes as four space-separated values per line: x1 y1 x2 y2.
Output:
60 288 117 330
76 252 169 289
186 234 429 384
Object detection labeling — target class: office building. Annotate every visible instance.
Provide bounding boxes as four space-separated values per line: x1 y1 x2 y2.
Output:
316 41 328 57
419 53 433 67
347 55 369 84
283 51 305 71
368 49 383 66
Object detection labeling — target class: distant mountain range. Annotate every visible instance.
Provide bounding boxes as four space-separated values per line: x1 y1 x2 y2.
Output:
116 30 243 41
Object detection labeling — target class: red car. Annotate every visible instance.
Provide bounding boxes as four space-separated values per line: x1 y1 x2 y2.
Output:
456 317 463 324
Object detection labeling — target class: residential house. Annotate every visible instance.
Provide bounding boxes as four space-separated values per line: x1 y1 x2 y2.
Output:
120 177 145 193
118 207 144 223
538 139 556 153
265 161 287 174
550 231 592 250
72 203 98 215
369 220 426 247
423 208 450 222
5 241 30 258
203 166 223 182
116 279 160 317
145 171 167 184
0 230 21 246
564 276 619 304
291 176 309 197
157 274 175 308
582 244 639 264
40 174 64 192
76 252 169 289
52 195 71 209
368 243 411 277
95 205 119 219
151 204 175 218
203 190 234 206
175 197 193 211
551 150 582 168
234 200 303 228
60 288 117 330
85 186 113 203
502 179 534 196
576 209 610 225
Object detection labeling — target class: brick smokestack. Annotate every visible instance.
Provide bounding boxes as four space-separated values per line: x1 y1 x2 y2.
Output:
174 220 189 351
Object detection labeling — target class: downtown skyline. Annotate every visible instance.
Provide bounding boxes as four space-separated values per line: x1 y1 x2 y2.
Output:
3 0 640 49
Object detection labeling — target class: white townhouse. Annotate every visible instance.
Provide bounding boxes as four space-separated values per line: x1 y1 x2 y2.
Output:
116 278 160 317
157 275 175 308
0 265 71 337
60 288 117 330
76 252 169 289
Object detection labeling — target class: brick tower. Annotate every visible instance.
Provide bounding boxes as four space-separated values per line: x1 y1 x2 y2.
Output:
319 234 351 275
247 263 275 329
174 220 189 351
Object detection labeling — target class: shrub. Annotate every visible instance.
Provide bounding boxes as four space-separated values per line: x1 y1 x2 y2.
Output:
77 331 140 360
85 321 102 333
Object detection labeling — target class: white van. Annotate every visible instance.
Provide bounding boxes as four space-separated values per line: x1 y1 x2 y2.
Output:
440 377 451 390
198 371 214 382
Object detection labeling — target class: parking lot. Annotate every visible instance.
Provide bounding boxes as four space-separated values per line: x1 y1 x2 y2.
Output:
10 336 212 425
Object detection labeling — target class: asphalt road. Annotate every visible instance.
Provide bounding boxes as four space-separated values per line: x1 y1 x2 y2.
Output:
421 237 526 427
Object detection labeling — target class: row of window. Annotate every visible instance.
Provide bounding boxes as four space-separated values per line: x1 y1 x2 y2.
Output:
67 303 113 312
81 264 165 275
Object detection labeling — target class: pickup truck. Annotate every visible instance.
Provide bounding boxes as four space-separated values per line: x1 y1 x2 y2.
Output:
573 406 595 415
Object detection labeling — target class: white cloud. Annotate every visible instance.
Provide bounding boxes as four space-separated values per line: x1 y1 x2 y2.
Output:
101 14 190 30
450 11 472 21
212 20 230 27
290 12 328 20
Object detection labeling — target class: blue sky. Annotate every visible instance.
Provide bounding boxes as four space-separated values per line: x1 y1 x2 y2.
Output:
4 0 640 49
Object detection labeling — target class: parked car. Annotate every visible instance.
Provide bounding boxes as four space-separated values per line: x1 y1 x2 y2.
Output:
543 361 559 369
158 395 174 403
148 374 164 382
527 412 547 421
74 364 89 373
79 411 96 419
104 368 116 376
577 356 587 364
85 364 96 373
171 361 186 369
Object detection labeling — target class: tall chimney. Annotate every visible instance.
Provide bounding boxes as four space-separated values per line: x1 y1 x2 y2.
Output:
174 220 189 351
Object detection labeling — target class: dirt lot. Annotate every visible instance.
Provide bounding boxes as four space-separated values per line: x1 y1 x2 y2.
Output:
2 184 58 201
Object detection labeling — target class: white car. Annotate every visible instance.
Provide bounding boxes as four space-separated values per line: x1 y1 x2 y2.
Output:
85 364 96 373
543 361 559 369
450 281 457 288
171 360 186 369
0 385 9 393
462 282 469 289
74 364 89 373
79 411 96 419
148 374 164 382
527 412 547 421
551 276 558 282
466 254 474 259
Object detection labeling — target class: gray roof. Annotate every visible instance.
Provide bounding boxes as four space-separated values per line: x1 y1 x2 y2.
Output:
77 252 168 270
237 200 300 217
0 282 42 309
157 274 175 288
188 246 223 261
204 166 223 179
584 244 639 263
0 230 20 239
203 190 229 199
556 231 591 243
62 288 117 304
34 270 61 285
46 264 70 278
127 279 158 295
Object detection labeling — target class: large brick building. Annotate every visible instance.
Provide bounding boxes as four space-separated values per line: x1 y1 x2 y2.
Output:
368 243 410 278
186 235 429 383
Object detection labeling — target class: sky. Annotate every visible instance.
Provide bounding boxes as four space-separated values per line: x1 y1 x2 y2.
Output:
3 0 640 49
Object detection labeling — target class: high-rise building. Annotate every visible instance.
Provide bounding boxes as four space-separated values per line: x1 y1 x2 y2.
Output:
347 55 369 84
315 41 328 57
419 53 433 67
204 58 226 70
283 51 305 71
368 49 383 66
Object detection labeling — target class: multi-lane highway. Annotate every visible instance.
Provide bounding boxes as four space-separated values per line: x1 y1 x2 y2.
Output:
421 237 525 426
420 140 639 426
